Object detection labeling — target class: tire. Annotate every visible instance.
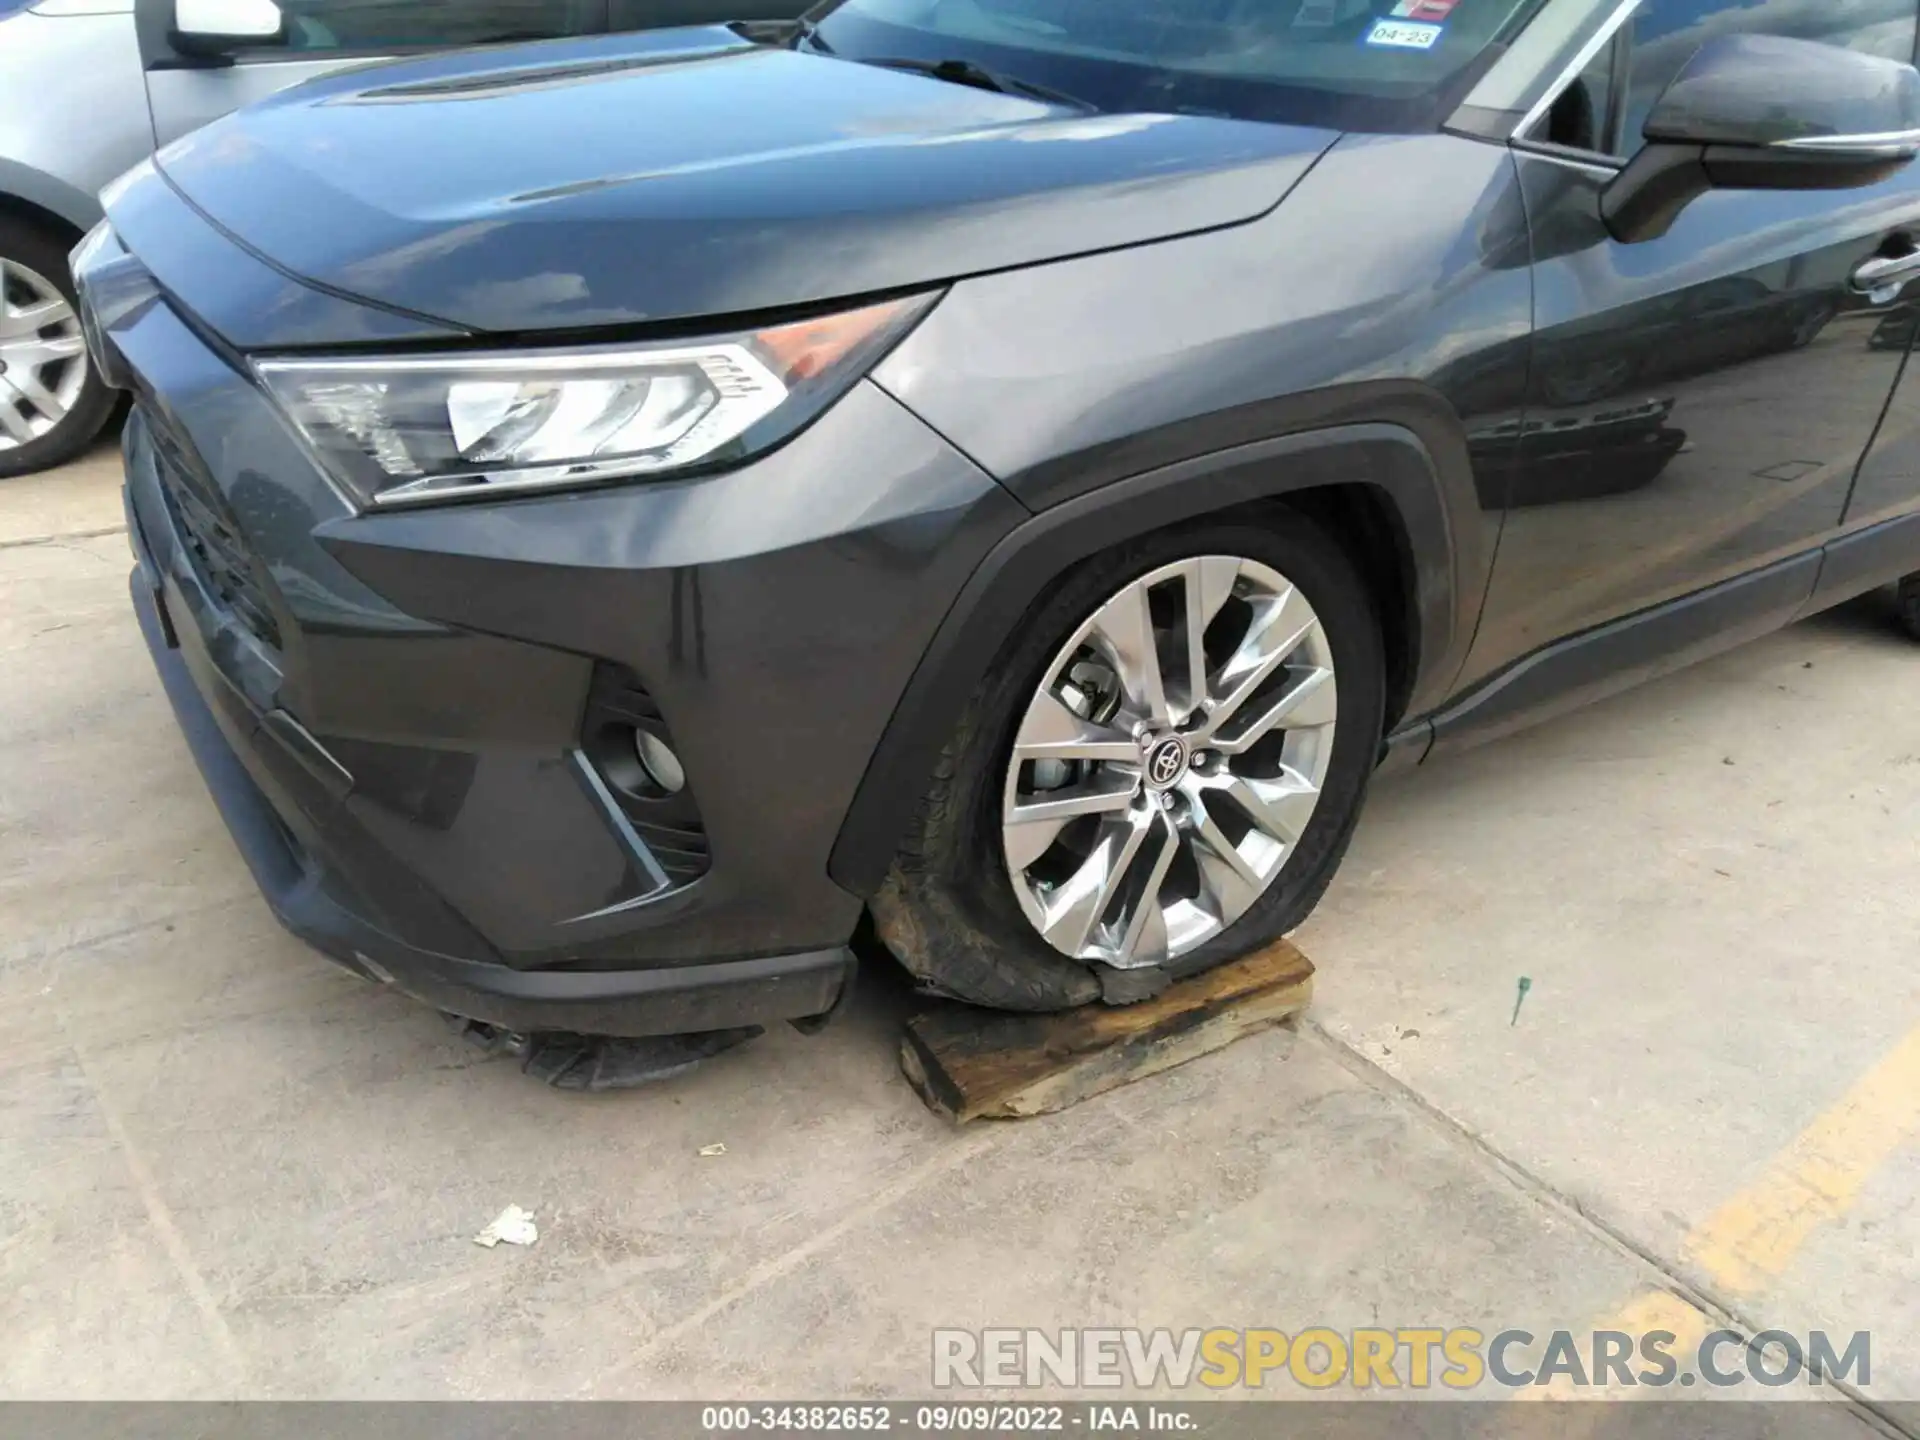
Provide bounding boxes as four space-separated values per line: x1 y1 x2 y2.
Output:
1900 574 1920 642
0 216 118 479
871 509 1387 1012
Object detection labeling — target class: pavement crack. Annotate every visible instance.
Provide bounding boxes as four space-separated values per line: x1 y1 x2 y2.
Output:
68 1039 250 1390
13 893 256 976
1302 1018 1919 1435
0 524 128 553
1303 1018 1726 1305
580 1124 1007 1396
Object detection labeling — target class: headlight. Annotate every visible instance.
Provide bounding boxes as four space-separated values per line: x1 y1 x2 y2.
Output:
254 293 935 508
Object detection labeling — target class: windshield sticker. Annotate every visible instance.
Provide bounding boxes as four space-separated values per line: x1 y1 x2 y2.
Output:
1392 0 1459 18
1364 17 1444 47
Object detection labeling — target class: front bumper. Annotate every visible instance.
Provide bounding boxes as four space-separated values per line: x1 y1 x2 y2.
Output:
128 557 856 1036
95 197 1024 1038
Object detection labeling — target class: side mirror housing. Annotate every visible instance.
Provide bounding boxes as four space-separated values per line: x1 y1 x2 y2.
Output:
170 0 286 59
1603 33 1920 243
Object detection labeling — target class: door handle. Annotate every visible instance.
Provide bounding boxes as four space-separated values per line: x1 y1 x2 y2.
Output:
1852 250 1920 303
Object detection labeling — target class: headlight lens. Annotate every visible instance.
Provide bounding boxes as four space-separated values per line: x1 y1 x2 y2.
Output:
254 293 934 508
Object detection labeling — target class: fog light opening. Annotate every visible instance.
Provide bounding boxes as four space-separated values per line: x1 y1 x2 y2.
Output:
632 728 686 797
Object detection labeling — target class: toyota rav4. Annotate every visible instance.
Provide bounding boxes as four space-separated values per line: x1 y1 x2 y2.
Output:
75 0 1920 1041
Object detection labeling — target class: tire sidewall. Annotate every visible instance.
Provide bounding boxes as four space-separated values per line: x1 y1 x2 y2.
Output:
0 218 117 479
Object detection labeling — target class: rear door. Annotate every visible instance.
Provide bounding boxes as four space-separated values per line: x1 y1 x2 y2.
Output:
1459 0 1920 682
136 0 612 149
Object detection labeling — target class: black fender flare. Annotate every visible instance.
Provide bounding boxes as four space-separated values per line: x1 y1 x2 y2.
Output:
827 403 1492 897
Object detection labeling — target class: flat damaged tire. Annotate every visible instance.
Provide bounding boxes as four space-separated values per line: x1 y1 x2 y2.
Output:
872 510 1386 1012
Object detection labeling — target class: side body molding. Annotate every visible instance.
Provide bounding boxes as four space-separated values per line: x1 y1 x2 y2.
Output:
827 415 1485 897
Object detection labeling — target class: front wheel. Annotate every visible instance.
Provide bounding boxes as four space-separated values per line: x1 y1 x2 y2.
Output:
872 512 1386 1012
1899 574 1920 641
0 217 118 479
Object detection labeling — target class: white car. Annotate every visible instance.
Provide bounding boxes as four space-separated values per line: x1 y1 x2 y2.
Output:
0 0 809 476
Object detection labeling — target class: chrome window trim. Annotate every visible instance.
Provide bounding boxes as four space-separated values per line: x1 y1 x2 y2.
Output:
1511 0 1642 140
1775 128 1920 157
1509 138 1623 176
1451 0 1641 138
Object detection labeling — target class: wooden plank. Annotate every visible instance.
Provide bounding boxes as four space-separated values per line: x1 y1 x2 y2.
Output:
899 940 1314 1123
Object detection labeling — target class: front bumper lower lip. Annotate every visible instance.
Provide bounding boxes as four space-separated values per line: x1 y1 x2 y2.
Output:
129 560 858 1040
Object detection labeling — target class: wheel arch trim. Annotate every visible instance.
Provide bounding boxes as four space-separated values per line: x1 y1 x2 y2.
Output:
0 161 101 238
827 415 1486 898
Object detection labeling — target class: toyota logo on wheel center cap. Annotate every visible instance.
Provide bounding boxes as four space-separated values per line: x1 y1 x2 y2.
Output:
1143 734 1190 791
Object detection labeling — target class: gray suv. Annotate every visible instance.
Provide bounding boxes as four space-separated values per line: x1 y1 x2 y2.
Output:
0 0 805 477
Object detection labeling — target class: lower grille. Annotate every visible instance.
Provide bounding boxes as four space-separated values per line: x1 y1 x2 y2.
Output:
146 407 283 650
581 664 711 887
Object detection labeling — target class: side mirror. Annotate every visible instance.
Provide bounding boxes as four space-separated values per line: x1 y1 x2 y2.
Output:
170 0 286 58
1603 33 1920 244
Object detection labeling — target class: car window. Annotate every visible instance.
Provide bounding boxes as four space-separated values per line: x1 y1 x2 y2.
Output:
811 0 1553 132
1537 33 1620 153
273 0 606 53
1612 0 1918 156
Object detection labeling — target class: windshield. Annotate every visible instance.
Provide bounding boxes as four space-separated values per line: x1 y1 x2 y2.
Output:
810 0 1546 131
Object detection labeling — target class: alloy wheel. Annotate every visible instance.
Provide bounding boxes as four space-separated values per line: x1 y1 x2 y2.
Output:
1000 555 1339 970
0 258 89 452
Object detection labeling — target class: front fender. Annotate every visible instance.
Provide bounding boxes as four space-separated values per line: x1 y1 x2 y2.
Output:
0 155 101 233
827 412 1481 898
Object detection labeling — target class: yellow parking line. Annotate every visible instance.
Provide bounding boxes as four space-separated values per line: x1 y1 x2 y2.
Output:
1517 1292 1713 1406
1684 1025 1920 1295
1530 1292 1715 1405
1527 1023 1920 1404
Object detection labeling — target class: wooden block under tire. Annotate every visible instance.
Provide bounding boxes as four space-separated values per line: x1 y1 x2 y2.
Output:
899 940 1314 1123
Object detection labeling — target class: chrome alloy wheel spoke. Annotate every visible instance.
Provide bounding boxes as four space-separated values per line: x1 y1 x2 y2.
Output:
1001 555 1340 970
1034 805 1178 960
1003 771 1137 872
0 258 89 452
1181 765 1320 926
1085 580 1172 727
1188 581 1328 748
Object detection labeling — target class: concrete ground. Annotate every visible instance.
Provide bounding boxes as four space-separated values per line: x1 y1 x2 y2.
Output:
4 447 1920 1422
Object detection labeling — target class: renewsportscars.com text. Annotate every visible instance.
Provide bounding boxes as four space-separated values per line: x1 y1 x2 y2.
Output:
931 1327 1871 1392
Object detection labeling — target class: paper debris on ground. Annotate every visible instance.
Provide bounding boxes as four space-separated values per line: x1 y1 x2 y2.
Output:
698 1143 727 1157
473 1204 539 1248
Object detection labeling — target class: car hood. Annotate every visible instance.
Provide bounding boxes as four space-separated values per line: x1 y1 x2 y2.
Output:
149 28 1336 336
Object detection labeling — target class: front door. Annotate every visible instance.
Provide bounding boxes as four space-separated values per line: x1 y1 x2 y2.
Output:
1459 0 1920 687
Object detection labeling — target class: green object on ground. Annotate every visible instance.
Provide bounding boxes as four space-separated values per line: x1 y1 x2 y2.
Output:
1511 976 1532 1027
